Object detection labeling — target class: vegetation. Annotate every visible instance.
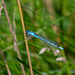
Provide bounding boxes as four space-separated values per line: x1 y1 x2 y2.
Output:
0 0 75 75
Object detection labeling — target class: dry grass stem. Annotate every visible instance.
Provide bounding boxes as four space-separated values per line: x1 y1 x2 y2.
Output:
0 48 11 75
1 0 26 75
17 0 33 75
13 8 26 75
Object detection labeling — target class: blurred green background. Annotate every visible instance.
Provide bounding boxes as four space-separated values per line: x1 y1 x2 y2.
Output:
0 0 75 75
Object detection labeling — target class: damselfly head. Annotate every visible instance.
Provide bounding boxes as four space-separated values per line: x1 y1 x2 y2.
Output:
26 30 33 40
26 30 29 33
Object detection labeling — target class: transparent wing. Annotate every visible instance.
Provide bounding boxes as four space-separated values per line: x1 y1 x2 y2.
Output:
26 32 58 46
26 33 33 40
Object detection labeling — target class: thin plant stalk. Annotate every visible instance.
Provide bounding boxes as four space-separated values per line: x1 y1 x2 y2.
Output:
59 0 71 75
13 8 26 75
1 0 26 75
0 37 20 74
17 0 33 75
0 48 11 75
